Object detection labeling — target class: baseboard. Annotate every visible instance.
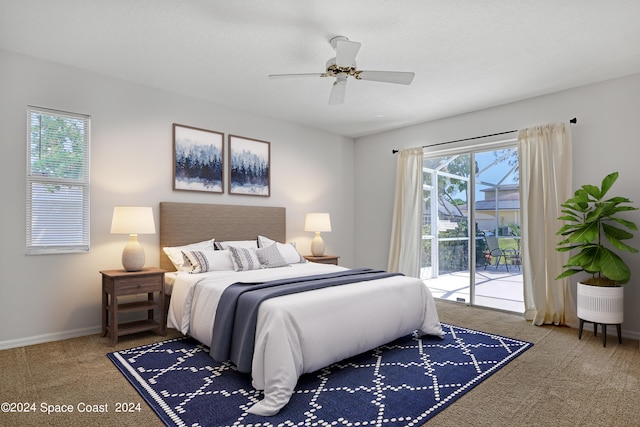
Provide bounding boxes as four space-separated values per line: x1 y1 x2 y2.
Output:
0 325 101 351
624 330 640 341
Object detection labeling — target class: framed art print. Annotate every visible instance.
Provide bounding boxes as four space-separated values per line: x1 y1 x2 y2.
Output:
228 134 270 196
173 123 224 193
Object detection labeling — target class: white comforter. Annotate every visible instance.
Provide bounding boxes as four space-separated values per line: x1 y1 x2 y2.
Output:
167 263 443 416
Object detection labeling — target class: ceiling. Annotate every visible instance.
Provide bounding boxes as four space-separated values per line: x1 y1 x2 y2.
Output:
2 1 640 138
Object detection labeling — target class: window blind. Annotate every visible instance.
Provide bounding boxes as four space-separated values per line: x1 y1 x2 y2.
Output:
26 106 90 254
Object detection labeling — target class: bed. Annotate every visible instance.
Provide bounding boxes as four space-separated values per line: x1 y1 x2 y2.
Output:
160 202 444 416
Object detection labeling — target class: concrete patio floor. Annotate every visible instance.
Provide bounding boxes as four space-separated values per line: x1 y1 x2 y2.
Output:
424 264 524 313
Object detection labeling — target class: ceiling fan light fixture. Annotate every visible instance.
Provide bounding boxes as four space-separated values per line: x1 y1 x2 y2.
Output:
269 35 415 105
329 35 350 50
335 73 347 84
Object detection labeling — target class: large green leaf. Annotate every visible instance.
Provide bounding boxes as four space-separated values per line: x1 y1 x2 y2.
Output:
585 204 606 223
567 222 599 243
558 213 579 222
573 188 592 204
555 268 582 279
557 224 580 236
580 246 603 274
605 196 633 205
582 184 602 199
566 246 599 270
603 223 635 241
607 205 639 215
599 171 619 197
599 248 631 283
602 223 638 254
610 217 638 231
556 242 581 252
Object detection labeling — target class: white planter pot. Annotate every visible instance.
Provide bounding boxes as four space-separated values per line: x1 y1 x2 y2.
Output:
576 282 624 324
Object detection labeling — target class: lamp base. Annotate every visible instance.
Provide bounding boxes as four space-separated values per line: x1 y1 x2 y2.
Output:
310 232 325 256
122 235 145 272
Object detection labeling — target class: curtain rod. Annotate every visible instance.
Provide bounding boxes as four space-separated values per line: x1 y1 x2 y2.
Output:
391 117 577 154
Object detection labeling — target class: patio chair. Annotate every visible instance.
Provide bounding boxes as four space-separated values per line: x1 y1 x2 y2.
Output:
484 235 511 272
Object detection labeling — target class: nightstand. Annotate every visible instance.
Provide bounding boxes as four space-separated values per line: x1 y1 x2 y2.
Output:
304 255 340 265
100 267 166 346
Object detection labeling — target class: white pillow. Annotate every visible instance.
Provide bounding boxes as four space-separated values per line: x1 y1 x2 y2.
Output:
211 250 235 271
182 248 234 273
276 242 305 264
215 240 258 250
256 244 290 268
257 235 304 264
163 239 215 271
228 246 262 271
258 235 276 248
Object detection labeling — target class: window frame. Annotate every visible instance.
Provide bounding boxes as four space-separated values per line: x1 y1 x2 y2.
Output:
26 106 91 255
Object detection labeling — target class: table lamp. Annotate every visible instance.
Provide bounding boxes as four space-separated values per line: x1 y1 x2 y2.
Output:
304 213 332 256
110 206 156 271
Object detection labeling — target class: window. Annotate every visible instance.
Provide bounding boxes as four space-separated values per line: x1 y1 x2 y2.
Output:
26 107 90 254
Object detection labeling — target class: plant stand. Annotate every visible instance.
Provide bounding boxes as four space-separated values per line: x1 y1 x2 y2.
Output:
578 319 622 347
576 282 624 347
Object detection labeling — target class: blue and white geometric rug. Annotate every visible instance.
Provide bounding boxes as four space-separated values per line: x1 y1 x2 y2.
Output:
108 323 532 427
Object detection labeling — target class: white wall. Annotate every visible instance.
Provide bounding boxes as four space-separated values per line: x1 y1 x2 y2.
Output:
0 49 355 348
354 72 640 339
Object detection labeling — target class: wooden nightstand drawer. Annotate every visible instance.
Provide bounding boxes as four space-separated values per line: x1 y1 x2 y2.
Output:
109 275 163 294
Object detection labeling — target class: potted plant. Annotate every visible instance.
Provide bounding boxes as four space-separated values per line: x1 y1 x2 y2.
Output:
556 172 638 339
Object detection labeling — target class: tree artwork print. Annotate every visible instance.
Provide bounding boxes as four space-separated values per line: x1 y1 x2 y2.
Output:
173 124 224 193
228 135 270 196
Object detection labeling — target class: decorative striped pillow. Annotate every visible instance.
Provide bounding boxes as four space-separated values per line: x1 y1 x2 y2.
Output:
182 249 235 273
182 250 212 273
163 238 215 271
215 240 258 250
228 246 262 271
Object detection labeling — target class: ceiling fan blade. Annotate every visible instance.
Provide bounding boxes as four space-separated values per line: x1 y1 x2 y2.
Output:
268 73 324 79
335 40 361 67
328 75 347 105
357 70 415 85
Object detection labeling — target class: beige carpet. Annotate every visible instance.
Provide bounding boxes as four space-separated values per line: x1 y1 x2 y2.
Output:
1 300 638 426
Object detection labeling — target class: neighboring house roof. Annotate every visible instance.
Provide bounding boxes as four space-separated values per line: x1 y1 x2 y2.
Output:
475 199 520 211
462 188 521 211
480 184 519 193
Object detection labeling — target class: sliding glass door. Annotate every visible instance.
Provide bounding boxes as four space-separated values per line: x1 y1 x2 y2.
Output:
421 143 524 313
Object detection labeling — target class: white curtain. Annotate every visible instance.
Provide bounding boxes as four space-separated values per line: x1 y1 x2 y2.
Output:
518 123 577 327
388 148 424 277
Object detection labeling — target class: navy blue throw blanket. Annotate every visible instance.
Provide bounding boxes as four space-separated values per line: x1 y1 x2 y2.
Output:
210 268 402 372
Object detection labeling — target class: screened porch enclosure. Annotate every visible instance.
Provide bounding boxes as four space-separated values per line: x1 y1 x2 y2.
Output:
421 147 524 313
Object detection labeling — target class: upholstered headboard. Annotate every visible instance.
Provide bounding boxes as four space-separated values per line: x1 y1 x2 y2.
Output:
159 202 286 271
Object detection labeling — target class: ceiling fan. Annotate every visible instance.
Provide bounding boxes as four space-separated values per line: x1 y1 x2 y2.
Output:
268 36 415 105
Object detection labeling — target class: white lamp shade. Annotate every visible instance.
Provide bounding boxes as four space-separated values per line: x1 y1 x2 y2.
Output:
110 206 156 235
304 213 332 232
110 206 155 271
